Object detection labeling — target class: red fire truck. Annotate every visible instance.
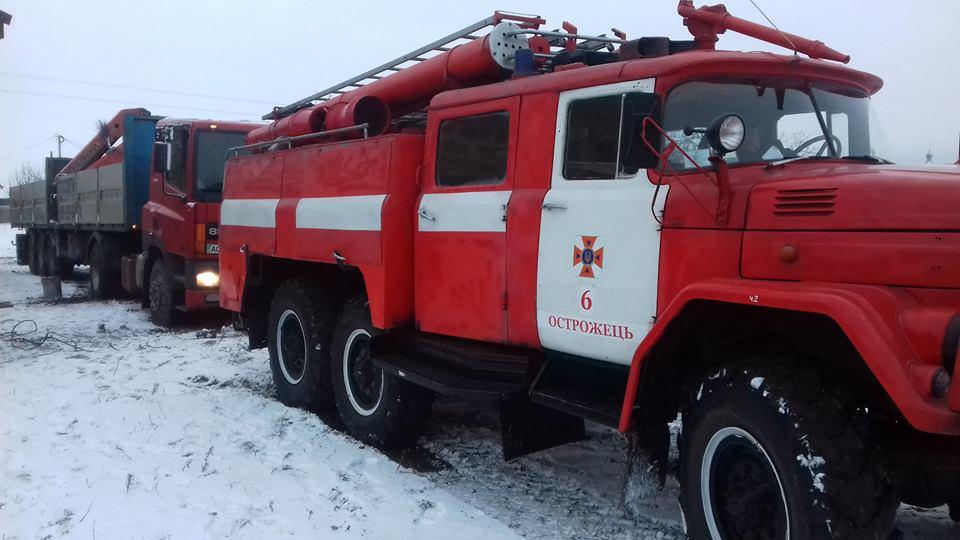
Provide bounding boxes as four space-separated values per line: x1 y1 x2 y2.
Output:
11 108 255 325
220 2 960 536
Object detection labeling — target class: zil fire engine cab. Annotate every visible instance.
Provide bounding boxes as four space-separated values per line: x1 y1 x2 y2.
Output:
220 2 960 536
11 108 256 325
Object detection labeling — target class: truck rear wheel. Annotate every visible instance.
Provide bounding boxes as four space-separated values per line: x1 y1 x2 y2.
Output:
148 260 177 327
88 239 119 299
267 280 336 410
40 232 71 278
331 296 432 450
679 362 897 539
40 233 55 276
27 232 41 275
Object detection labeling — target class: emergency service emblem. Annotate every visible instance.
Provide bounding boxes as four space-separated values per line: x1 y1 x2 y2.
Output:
573 235 604 278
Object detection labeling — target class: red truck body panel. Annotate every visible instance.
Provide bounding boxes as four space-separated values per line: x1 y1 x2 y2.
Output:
221 135 422 328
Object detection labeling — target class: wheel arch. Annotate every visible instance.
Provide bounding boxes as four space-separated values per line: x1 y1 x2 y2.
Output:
239 255 367 349
619 279 960 436
141 246 167 307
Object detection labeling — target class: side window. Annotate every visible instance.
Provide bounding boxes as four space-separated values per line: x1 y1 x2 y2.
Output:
436 112 509 187
564 96 621 179
563 92 660 180
166 127 189 192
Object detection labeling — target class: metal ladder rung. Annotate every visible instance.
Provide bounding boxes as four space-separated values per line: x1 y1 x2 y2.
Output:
264 12 538 120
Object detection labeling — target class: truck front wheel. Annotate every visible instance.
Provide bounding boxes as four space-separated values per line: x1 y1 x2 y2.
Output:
331 296 432 450
267 280 336 410
148 260 177 327
679 362 897 539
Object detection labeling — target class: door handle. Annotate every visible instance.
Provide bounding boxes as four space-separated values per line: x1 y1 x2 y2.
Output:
542 202 568 211
418 207 437 222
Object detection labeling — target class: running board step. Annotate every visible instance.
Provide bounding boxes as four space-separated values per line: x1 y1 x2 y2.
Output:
374 353 526 400
370 329 538 394
529 352 629 428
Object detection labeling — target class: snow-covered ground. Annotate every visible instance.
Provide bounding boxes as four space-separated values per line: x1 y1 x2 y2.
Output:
0 222 955 539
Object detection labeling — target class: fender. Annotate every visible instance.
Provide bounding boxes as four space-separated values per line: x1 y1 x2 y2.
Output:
618 278 960 435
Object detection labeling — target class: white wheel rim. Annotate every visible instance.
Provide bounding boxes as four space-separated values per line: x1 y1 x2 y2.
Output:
701 426 790 540
277 309 306 385
342 328 382 416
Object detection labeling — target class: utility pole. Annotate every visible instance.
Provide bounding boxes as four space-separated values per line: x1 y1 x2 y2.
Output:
56 134 65 158
0 10 11 39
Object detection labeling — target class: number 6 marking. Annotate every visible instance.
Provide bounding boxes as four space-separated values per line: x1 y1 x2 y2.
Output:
581 290 593 311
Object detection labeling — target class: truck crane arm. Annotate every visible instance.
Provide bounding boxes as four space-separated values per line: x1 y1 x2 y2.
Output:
58 108 153 176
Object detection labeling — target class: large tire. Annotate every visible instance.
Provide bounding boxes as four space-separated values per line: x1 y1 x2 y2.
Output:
679 362 897 540
40 232 71 278
56 260 74 280
27 232 41 276
40 233 55 277
331 295 432 450
267 279 337 410
88 238 119 299
148 260 177 327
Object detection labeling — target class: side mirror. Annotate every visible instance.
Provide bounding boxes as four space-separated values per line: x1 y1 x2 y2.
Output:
153 142 169 174
705 114 745 155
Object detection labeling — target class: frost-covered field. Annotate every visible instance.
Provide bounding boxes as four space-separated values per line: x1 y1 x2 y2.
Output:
0 222 955 539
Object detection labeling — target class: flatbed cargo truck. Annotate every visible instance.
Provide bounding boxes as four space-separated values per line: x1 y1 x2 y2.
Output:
10 108 256 325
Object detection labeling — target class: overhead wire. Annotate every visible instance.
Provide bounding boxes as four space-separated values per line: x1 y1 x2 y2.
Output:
1 135 57 160
0 88 261 118
0 70 276 106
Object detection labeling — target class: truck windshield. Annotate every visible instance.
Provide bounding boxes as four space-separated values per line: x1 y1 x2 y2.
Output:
661 81 890 170
195 131 248 194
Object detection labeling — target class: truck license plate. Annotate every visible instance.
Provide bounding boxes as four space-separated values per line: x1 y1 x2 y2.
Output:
206 244 220 255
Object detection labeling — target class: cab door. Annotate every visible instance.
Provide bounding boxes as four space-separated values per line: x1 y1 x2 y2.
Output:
536 79 665 365
415 97 519 342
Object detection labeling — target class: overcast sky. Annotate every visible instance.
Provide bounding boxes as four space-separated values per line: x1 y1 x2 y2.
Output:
1 0 958 193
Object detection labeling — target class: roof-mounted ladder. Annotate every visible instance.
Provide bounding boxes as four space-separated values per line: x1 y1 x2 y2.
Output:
263 11 545 120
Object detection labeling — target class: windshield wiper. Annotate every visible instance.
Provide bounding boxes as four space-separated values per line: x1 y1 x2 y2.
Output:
841 155 893 164
763 155 893 170
762 155 833 170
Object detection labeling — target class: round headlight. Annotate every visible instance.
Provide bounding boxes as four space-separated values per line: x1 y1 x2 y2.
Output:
196 271 220 288
707 113 745 154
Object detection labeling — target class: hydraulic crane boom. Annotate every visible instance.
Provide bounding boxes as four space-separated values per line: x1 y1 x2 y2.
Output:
58 108 152 176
